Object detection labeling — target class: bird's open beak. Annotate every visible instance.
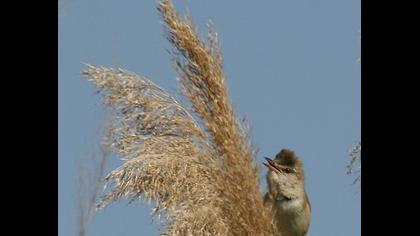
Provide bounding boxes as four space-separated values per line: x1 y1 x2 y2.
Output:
264 157 282 173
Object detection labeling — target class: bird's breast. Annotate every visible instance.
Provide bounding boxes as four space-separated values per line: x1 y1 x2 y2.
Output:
273 197 310 236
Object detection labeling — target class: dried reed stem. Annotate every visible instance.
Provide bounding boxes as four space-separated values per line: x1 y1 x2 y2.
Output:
76 139 110 236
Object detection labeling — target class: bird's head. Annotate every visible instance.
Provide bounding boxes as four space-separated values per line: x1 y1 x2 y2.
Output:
264 149 306 199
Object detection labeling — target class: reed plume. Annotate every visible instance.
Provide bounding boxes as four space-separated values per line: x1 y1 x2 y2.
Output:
82 0 279 235
347 140 361 185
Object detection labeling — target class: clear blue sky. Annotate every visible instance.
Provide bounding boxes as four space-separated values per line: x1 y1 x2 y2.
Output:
59 0 360 235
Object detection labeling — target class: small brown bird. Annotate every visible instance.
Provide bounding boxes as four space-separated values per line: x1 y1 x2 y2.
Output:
264 149 311 236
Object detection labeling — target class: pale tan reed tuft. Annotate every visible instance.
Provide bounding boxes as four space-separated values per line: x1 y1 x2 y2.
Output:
82 0 279 235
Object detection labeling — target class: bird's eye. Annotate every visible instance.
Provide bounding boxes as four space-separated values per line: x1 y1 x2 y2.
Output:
284 168 294 173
